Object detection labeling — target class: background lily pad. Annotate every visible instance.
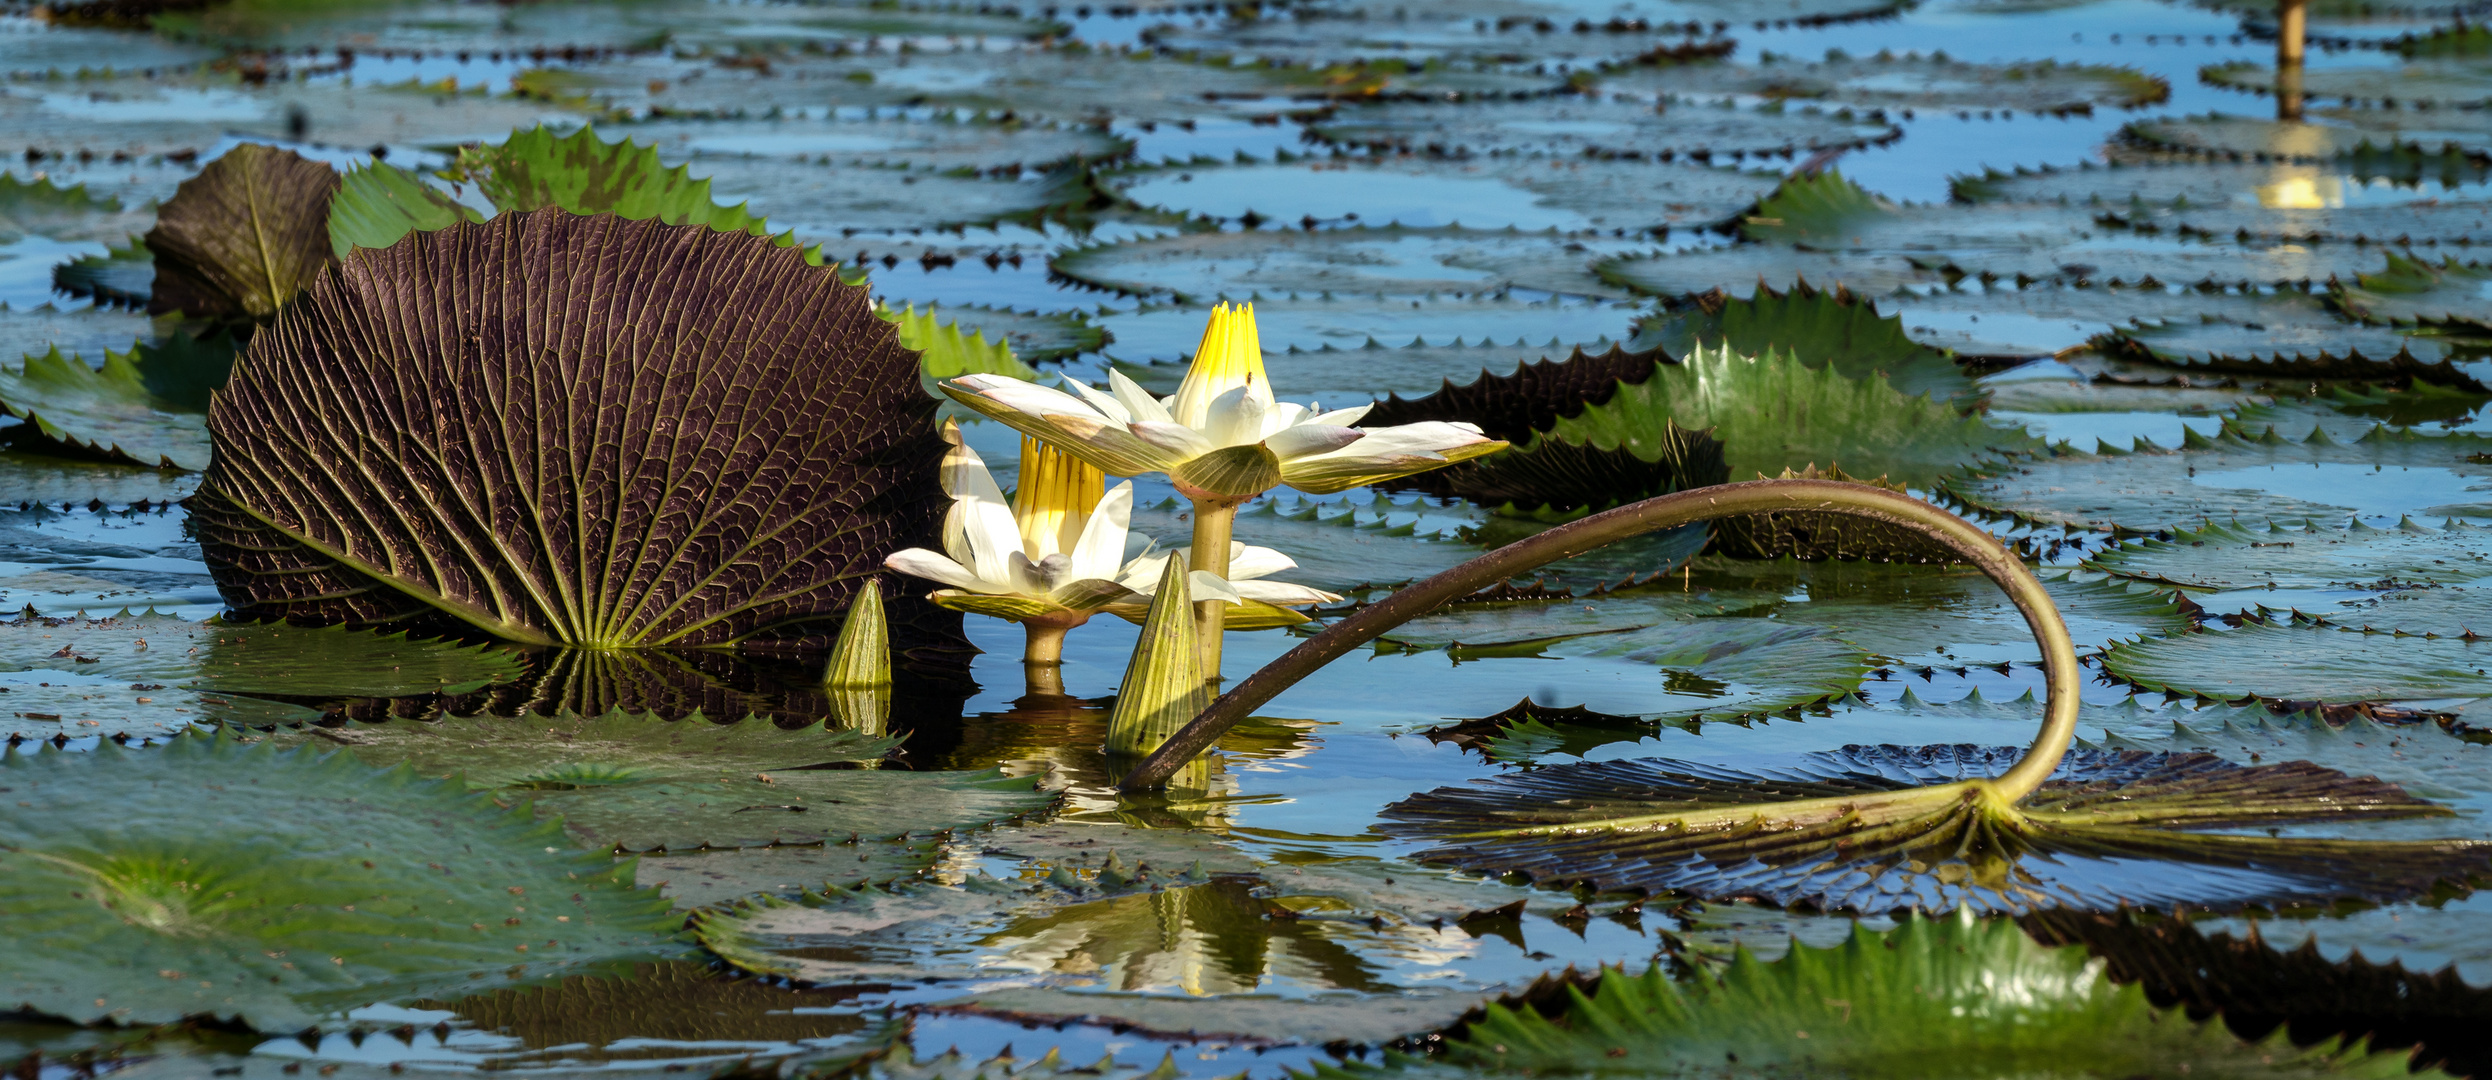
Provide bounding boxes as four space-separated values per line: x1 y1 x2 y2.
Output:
1104 156 1782 233
1599 53 2168 112
1311 98 1899 159
2104 619 2492 705
1052 226 1645 300
0 335 236 470
2090 518 2492 591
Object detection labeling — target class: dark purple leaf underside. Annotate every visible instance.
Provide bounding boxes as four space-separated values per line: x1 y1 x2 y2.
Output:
199 209 958 655
144 143 341 323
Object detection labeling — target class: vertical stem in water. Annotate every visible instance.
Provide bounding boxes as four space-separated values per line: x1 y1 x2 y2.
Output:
2275 0 2307 120
1188 499 1236 684
1024 622 1069 696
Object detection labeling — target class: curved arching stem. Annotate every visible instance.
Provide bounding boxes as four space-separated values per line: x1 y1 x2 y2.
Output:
1116 480 2080 793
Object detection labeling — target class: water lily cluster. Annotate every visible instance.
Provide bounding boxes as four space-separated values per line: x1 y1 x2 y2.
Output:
887 303 1504 692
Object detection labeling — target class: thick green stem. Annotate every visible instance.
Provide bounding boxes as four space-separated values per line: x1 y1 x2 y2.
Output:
1116 480 2080 794
1023 622 1068 696
1187 499 1235 684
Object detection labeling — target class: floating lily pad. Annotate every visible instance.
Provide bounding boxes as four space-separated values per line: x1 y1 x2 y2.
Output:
0 20 216 76
2107 619 2492 704
1104 156 1781 233
0 334 236 470
906 304 1102 363
2103 191 2492 246
0 173 150 246
1140 10 1724 66
1379 613 1873 721
1874 285 2296 359
2104 294 2482 383
0 733 683 1029
1388 423 1727 520
151 0 1060 53
1954 154 2492 206
617 115 1130 173
1099 295 1632 362
2205 59 2492 108
634 840 944 910
0 304 154 367
0 449 198 507
256 711 1055 852
2335 252 2492 329
1379 743 2480 912
930 986 1499 1048
1130 494 1484 596
684 154 1099 233
425 961 885 1071
1982 376 2265 416
2124 111 2492 162
1628 280 1974 403
1545 345 2041 488
2091 518 2492 591
1051 226 1643 300
1311 98 1899 160
1599 53 2167 112
0 75 590 159
1946 420 2492 532
1598 245 1946 298
1321 343 1661 438
0 158 202 208
2093 709 2492 836
1313 910 2442 1079
1302 0 1907 23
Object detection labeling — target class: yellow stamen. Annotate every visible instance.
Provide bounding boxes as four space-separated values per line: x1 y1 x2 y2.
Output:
1015 436 1104 558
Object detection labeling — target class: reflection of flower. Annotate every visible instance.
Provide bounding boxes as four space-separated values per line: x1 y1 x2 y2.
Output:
940 303 1505 503
883 425 1339 672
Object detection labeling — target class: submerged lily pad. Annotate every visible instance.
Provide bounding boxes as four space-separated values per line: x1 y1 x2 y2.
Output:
2090 518 2492 592
2105 619 2492 705
0 334 236 470
1598 53 2167 112
257 711 1055 852
1380 743 2481 912
1053 226 1644 300
1310 98 1899 160
1312 910 2441 1079
0 733 682 1029
1945 420 2492 533
1104 156 1781 232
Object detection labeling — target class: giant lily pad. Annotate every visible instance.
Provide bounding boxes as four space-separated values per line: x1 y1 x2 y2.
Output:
1627 280 1974 403
1599 53 2168 113
2090 518 2492 592
256 711 1055 852
451 125 769 237
142 144 338 324
1129 494 1484 596
616 115 1131 173
1051 226 1644 301
1598 245 1946 299
196 210 950 651
1945 420 2492 533
2103 291 2481 384
1544 345 2041 488
0 173 151 246
2124 111 2492 161
2104 619 2492 705
2334 252 2492 328
0 733 682 1029
1379 742 2482 912
1310 98 1900 160
682 153 1101 234
150 0 1060 53
2102 192 2492 246
1140 10 1729 66
1359 344 1664 440
0 74 589 160
1387 424 1728 520
1103 156 1781 233
1311 910 2442 1078
0 334 237 470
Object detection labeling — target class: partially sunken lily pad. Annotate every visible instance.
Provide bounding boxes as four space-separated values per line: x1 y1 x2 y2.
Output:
2104 619 2492 705
256 711 1055 852
0 335 237 470
1311 98 1899 160
197 210 950 651
1599 53 2167 112
1104 157 1781 232
2090 518 2492 592
1051 226 1644 300
1311 911 2442 1079
0 733 682 1029
1380 744 2481 912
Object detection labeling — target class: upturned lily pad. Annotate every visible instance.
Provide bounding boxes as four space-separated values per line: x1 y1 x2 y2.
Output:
2124 111 2492 161
1544 345 2041 488
324 160 480 258
2204 59 2492 108
150 0 1060 53
1310 910 2443 1079
1945 419 2492 532
2334 252 2492 328
2105 619 2492 705
142 144 338 324
1100 295 1632 362
615 115 1131 173
2090 518 2492 592
1598 53 2167 112
682 153 1101 233
1115 337 1630 405
1627 280 1974 404
196 210 950 650
1051 226 1644 301
254 711 1055 852
0 733 683 1029
0 449 199 508
1379 742 2482 912
1103 156 1781 233
888 303 1040 393
452 125 769 236
1310 98 1899 160
0 334 237 470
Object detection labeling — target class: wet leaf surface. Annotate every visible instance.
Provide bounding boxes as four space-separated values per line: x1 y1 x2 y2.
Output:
1052 226 1646 301
1105 157 1782 232
1597 53 2167 111
1628 280 1974 403
1310 99 1899 160
2104 619 2492 705
2090 518 2492 592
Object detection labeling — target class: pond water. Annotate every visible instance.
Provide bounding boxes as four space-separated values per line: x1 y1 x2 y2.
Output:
7 0 2492 1076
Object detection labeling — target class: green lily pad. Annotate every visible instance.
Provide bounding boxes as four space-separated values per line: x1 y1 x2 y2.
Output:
911 305 1103 364
0 334 237 470
592 115 1129 174
1336 343 1664 440
1945 420 2492 533
2105 619 2492 704
685 154 1100 233
1380 742 2479 911
51 239 152 309
889 303 1039 394
2334 252 2492 329
1310 98 1899 160
1385 614 1873 723
325 160 480 258
1141 12 1722 66
2124 110 2492 161
1099 295 1633 363
2092 708 2492 834
1544 345 2042 488
0 158 202 209
1871 285 2301 359
256 711 1056 852
930 986 1498 1048
0 303 154 368
1103 156 1782 233
1129 494 1485 597
151 0 1060 53
2205 59 2492 108
0 74 591 159
2104 293 2482 383
1051 225 1644 301
1626 279 1975 404
1738 170 2104 251
1982 376 2266 416
1599 53 2167 112
0 20 216 76
2303 585 2492 635
633 840 944 910
0 733 683 1029
1311 910 2443 1079
1598 244 1946 298
0 449 198 508
1388 423 1729 520
2102 190 2492 246
452 125 771 236
2090 518 2492 591
0 173 150 246
1953 154 2492 206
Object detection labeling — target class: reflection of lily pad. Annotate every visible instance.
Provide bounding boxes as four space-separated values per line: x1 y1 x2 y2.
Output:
2105 619 2492 705
0 733 682 1029
428 961 877 1071
258 711 1055 852
1311 98 1899 160
1599 54 2167 112
1052 226 1642 301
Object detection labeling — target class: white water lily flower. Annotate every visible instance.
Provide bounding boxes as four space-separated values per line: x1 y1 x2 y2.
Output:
883 425 1338 634
940 302 1507 504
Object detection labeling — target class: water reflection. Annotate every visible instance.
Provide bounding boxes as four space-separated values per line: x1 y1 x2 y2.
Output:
979 880 1391 995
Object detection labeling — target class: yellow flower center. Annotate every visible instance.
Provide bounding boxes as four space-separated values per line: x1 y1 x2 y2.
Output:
1172 301 1268 428
1016 436 1104 558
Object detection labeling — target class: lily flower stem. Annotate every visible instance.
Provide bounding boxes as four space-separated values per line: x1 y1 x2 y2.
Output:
1116 480 2080 792
1187 498 1237 683
1024 622 1070 695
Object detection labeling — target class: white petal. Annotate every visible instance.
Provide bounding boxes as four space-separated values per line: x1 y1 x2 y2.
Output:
885 548 998 594
938 426 1008 506
1233 579 1342 606
1130 420 1217 460
1066 481 1134 581
1225 543 1298 581
1109 369 1176 425
1264 422 1366 460
1188 570 1244 607
1061 376 1137 425
960 496 1027 585
1203 384 1270 448
1311 403 1375 427
1118 549 1174 591
1320 420 1495 458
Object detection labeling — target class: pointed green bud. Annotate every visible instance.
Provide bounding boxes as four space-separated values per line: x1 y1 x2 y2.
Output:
1105 554 1212 758
825 578 891 736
